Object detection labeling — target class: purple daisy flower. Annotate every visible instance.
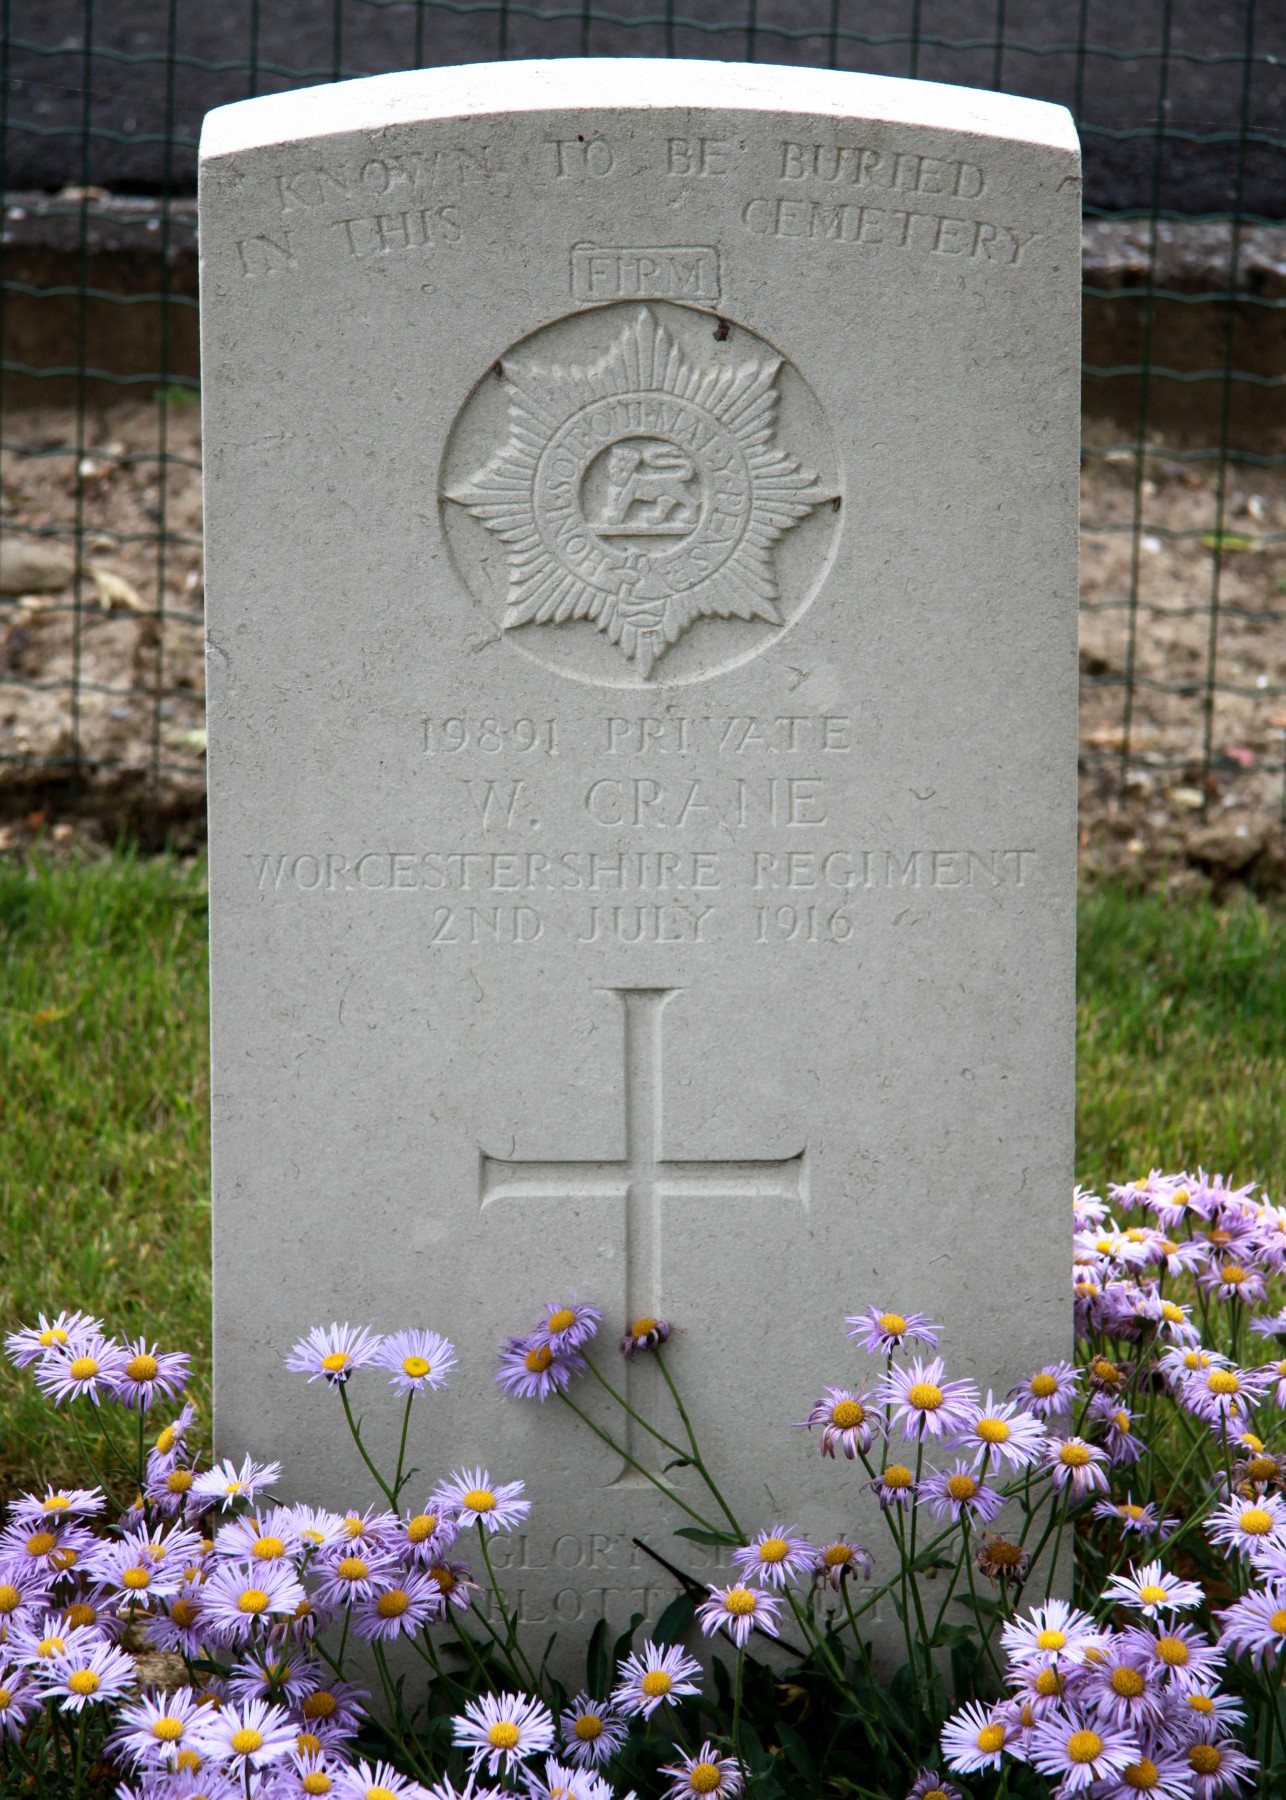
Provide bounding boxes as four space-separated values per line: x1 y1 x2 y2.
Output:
40 1637 137 1711
0 1562 53 1632
1216 1580 1286 1667
8 1486 104 1527
620 1315 670 1358
1090 1397 1145 1468
1027 1709 1137 1792
88 1532 186 1603
919 1462 1006 1527
4 1310 104 1368
424 1558 476 1613
872 1460 918 1509
1121 1622 1225 1693
285 1323 383 1388
143 1583 206 1656
940 1698 1011 1774
190 1453 282 1510
1206 1493 1286 1558
0 1662 40 1741
215 1506 304 1566
311 1544 400 1610
1077 1634 1164 1731
334 1505 400 1551
1091 1497 1177 1541
533 1301 603 1353
905 1771 962 1800
32 1331 130 1407
1045 1435 1110 1498
611 1642 702 1718
1009 1361 1079 1419
696 1582 783 1648
335 1760 431 1799
148 1401 200 1469
399 1503 461 1565
350 1569 441 1641
109 1338 191 1412
558 1693 627 1769
1183 1737 1258 1798
495 1334 586 1402
199 1559 307 1645
0 1516 97 1580
373 1328 457 1396
109 1686 220 1770
731 1524 817 1589
846 1306 940 1356
661 1742 744 1800
881 1357 979 1443
1093 1751 1193 1798
524 1756 605 1800
205 1695 297 1769
1102 1560 1205 1618
798 1387 880 1458
274 1748 352 1799
289 1505 348 1552
225 1644 321 1706
454 1691 555 1775
432 1469 530 1534
1180 1364 1272 1433
1001 1600 1102 1669
812 1539 874 1589
956 1392 1047 1472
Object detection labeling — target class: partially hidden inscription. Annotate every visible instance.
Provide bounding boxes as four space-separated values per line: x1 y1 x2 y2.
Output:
571 244 721 304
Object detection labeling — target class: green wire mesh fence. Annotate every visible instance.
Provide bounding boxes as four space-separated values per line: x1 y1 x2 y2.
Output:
0 2 1283 861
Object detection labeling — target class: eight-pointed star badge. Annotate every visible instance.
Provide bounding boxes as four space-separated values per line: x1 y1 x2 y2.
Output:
446 307 830 677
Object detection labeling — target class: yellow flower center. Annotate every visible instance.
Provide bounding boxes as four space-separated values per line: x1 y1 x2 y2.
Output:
1240 1508 1274 1535
368 1788 398 1800
976 1418 1011 1444
377 1589 410 1618
407 1513 438 1543
68 1357 99 1381
67 1669 99 1696
402 1355 432 1379
303 1693 338 1721
430 1565 455 1592
1112 1667 1146 1697
337 1557 369 1581
1156 1636 1189 1666
231 1727 264 1755
573 1712 603 1741
253 1535 285 1560
167 1469 194 1494
630 1316 659 1336
976 1724 1006 1754
1059 1443 1091 1468
50 1548 77 1572
39 1328 69 1346
462 1489 496 1513
524 1346 554 1374
1208 1228 1232 1247
688 1764 722 1794
725 1586 757 1616
548 1308 577 1333
1242 1432 1265 1452
1034 1669 1062 1697
1138 1585 1168 1606
824 1544 854 1567
1161 1303 1185 1323
0 1690 10 1710
488 1721 522 1749
1248 1455 1279 1482
1271 1609 1286 1633
878 1312 908 1334
1113 1411 1131 1435
1035 1628 1067 1651
156 1426 178 1453
831 1400 864 1428
126 1354 159 1381
342 1518 364 1538
1189 1745 1221 1776
641 1671 673 1697
947 1474 978 1501
320 1352 350 1373
41 1495 71 1512
907 1382 943 1411
303 1777 332 1796
1207 1370 1240 1395
758 1537 789 1564
1188 1694 1215 1715
0 1586 20 1614
238 1588 270 1614
1091 1359 1119 1384
64 1603 95 1629
884 1464 914 1489
1120 1504 1145 1521
152 1717 186 1742
122 1566 151 1590
26 1532 56 1557
1123 1759 1159 1791
37 1636 66 1657
1030 1373 1058 1397
298 1733 323 1754
1067 1730 1104 1765
1221 1264 1248 1284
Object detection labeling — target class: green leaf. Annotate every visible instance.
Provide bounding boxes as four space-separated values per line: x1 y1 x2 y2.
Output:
654 1592 697 1645
673 1526 736 1546
586 1617 609 1697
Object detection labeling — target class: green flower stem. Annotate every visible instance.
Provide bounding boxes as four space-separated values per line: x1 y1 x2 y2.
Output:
654 1348 744 1539
477 1521 544 1695
583 1357 689 1461
391 1391 415 1506
962 1523 1006 1685
557 1392 725 1534
338 1384 398 1510
409 1624 470 1703
783 1587 848 1697
447 1609 499 1690
731 1643 746 1778
66 1408 115 1502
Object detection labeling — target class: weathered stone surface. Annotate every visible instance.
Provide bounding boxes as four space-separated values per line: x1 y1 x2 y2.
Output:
201 60 1080 1643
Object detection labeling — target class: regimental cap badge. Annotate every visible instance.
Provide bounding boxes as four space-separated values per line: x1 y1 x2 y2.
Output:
445 306 834 679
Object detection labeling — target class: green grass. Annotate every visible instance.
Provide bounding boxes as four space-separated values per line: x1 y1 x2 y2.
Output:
0 854 1283 1490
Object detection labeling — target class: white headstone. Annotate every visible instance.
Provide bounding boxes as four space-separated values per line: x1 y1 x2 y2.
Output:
201 60 1080 1641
